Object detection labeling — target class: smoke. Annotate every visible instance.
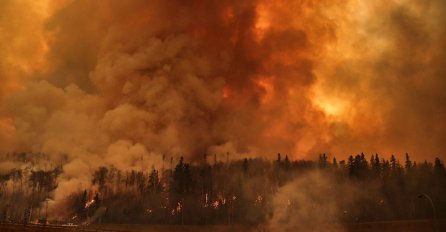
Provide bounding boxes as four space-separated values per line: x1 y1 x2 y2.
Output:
267 170 380 232
0 161 24 175
0 0 446 207
313 0 446 158
268 171 343 232
0 1 50 98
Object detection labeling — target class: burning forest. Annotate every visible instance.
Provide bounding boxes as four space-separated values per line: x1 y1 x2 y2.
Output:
0 152 445 229
1 0 446 231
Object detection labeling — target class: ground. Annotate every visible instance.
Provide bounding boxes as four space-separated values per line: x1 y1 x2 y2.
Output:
1 220 445 232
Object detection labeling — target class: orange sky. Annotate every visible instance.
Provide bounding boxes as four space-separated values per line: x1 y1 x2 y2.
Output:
1 0 446 164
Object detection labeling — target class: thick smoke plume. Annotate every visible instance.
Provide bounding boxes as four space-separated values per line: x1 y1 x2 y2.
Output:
268 171 348 232
1 0 446 207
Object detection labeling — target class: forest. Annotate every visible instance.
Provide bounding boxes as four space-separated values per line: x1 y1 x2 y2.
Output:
0 152 445 226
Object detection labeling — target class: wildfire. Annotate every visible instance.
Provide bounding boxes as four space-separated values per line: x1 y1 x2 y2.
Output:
212 200 220 209
171 202 182 215
203 193 236 210
255 194 264 205
84 199 95 208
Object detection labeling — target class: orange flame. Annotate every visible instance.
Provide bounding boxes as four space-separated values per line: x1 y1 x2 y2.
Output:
84 199 95 208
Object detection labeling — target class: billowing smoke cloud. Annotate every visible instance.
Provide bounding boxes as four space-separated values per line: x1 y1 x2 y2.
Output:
267 169 387 232
1 0 337 160
268 171 348 232
314 0 446 159
0 1 49 97
0 0 53 151
0 0 446 205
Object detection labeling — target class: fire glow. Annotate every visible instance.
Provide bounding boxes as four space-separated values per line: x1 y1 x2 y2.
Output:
0 0 445 222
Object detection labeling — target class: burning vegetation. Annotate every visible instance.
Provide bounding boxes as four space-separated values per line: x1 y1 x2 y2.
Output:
1 0 446 230
0 152 445 228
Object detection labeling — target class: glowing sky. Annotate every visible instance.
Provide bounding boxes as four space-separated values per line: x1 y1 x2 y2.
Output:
1 0 446 164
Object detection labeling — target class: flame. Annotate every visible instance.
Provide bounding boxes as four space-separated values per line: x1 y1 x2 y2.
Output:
176 202 182 213
84 199 95 208
212 200 220 209
255 194 264 205
286 199 292 208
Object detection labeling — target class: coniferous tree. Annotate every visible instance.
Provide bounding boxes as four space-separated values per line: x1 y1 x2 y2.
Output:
319 153 328 169
94 193 100 210
347 155 355 177
93 167 109 194
148 169 161 193
243 158 248 174
434 157 446 178
78 190 87 220
390 155 397 171
172 157 185 195
405 153 412 171
332 157 338 169
372 154 381 178
284 155 290 170
183 164 192 194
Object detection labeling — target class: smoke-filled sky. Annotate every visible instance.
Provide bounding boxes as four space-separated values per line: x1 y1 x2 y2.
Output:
1 0 446 168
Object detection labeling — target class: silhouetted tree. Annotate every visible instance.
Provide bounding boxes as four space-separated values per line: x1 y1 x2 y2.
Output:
93 167 108 195
2 152 446 225
78 190 87 220
434 157 446 178
243 158 248 174
148 169 161 193
319 153 328 169
94 193 100 210
372 154 381 178
405 153 412 171
332 157 338 169
284 155 290 170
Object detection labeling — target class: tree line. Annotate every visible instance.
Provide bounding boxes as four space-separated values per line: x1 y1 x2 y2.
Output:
0 152 445 225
